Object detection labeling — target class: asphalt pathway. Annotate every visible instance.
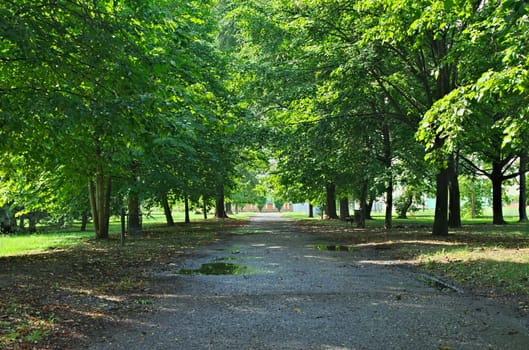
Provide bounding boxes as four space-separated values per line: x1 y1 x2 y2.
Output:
88 214 529 349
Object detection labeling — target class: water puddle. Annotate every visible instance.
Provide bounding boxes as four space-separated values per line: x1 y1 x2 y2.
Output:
178 262 256 275
314 244 354 252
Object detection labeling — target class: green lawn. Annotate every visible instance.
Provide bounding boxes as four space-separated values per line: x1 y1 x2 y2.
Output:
0 232 92 257
0 210 255 257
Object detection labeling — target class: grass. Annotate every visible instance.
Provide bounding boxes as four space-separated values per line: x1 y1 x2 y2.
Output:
0 232 92 257
0 210 254 257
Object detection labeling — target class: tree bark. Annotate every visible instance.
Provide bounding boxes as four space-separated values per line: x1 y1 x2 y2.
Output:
448 154 462 228
385 178 393 229
88 179 99 234
364 199 374 220
491 161 506 225
127 194 142 236
325 183 339 219
225 202 233 215
382 122 392 229
339 197 350 220
433 167 449 236
308 203 314 218
94 167 111 239
184 195 190 224
519 153 528 222
80 212 89 232
28 213 37 233
215 188 228 218
162 194 174 226
357 181 368 228
203 199 208 220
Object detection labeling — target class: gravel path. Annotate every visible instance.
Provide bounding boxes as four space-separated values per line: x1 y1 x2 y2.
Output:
88 214 529 349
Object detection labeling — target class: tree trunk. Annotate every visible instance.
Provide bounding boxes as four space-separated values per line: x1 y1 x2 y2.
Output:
184 195 190 224
339 197 350 220
80 212 89 232
89 169 111 239
382 122 392 229
128 194 142 236
28 213 37 233
364 199 374 220
491 161 506 225
308 203 314 218
325 183 339 219
162 194 174 226
385 178 393 229
448 154 462 228
225 202 233 215
215 188 228 218
357 181 368 228
203 199 208 220
470 193 477 219
433 167 449 236
519 153 528 222
88 179 99 234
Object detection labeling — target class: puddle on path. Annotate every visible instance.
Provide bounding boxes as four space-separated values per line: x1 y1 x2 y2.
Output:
314 244 354 252
178 262 256 276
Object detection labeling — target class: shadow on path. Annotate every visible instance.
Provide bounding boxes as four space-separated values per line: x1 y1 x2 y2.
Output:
88 214 529 349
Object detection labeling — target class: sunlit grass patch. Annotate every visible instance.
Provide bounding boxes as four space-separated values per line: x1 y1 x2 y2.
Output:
0 233 92 257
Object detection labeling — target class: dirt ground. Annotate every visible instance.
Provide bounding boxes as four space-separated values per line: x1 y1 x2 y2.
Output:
2 214 529 349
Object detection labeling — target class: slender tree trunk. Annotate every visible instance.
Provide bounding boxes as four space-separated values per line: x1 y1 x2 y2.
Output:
519 153 528 222
308 203 314 218
203 199 208 220
433 167 449 236
184 195 190 224
162 194 174 226
491 162 506 225
382 123 393 229
448 154 462 228
127 194 142 236
88 179 99 234
339 197 350 220
325 183 339 219
470 193 477 219
385 178 393 229
225 202 233 215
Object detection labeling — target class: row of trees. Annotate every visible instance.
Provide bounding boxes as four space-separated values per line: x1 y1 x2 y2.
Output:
219 0 529 234
2 1 528 238
0 1 257 237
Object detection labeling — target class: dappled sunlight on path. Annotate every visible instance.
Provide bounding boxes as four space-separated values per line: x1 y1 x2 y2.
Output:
87 215 529 350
